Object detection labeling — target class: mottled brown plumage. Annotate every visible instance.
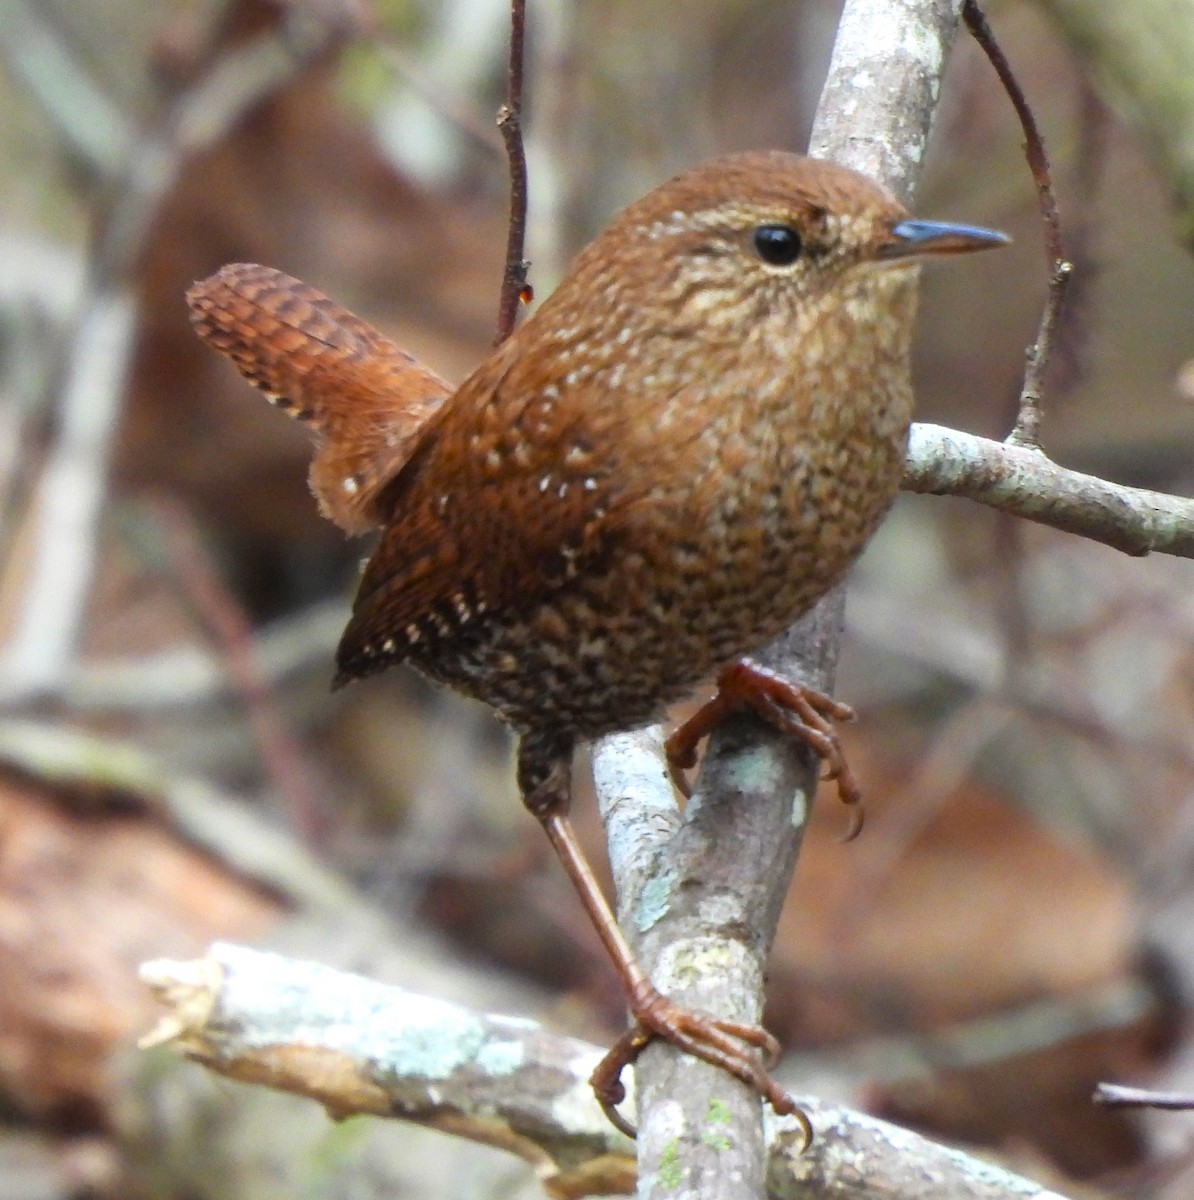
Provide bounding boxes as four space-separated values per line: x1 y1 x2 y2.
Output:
341 156 914 719
188 150 1005 1131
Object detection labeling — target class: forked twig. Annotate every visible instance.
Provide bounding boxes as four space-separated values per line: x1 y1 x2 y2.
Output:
962 0 1070 451
494 0 530 346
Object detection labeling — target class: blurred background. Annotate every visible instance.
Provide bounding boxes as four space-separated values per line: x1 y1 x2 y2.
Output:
0 0 1193 1196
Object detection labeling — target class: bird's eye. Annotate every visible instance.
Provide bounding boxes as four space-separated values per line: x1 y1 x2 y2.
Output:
752 224 803 266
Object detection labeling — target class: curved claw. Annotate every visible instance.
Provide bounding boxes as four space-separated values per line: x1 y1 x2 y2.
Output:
591 1026 649 1138
590 990 812 1149
666 659 865 836
666 755 694 801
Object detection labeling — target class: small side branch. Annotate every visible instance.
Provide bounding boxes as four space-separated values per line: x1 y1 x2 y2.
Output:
495 0 530 345
904 423 1194 557
141 943 1075 1200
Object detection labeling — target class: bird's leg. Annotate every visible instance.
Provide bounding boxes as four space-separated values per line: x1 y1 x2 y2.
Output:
517 734 805 1141
666 657 864 838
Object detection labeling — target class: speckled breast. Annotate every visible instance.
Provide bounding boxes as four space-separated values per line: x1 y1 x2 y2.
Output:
408 383 911 741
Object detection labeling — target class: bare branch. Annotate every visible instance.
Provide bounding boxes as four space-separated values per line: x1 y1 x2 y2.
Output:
141 943 1075 1200
904 423 1194 557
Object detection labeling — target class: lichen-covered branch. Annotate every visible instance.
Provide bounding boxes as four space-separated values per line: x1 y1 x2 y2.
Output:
141 943 1073 1200
808 0 962 204
141 943 635 1200
905 422 1194 557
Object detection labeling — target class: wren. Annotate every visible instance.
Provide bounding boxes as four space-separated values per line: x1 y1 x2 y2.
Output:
188 150 1006 1132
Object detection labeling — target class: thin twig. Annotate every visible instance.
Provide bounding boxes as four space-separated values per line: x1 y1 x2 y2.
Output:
962 0 1070 450
1094 1083 1194 1111
494 0 530 346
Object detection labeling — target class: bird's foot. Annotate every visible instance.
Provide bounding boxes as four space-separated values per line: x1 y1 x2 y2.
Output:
590 983 810 1145
666 657 863 838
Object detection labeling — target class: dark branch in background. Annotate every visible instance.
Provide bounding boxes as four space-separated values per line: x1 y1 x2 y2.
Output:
962 0 1071 450
494 0 530 345
135 496 327 844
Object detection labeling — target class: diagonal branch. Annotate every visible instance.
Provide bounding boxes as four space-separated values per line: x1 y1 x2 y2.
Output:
595 1 973 1195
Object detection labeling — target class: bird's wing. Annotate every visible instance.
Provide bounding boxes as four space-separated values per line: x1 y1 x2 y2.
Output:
333 339 652 683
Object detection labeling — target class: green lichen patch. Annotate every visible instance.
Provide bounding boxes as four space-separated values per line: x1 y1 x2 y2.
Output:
658 1137 683 1188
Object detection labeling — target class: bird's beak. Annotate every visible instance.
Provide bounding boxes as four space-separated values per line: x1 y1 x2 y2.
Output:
878 219 1010 259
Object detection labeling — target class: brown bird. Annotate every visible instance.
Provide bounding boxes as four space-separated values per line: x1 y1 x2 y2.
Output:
188 150 1006 1131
